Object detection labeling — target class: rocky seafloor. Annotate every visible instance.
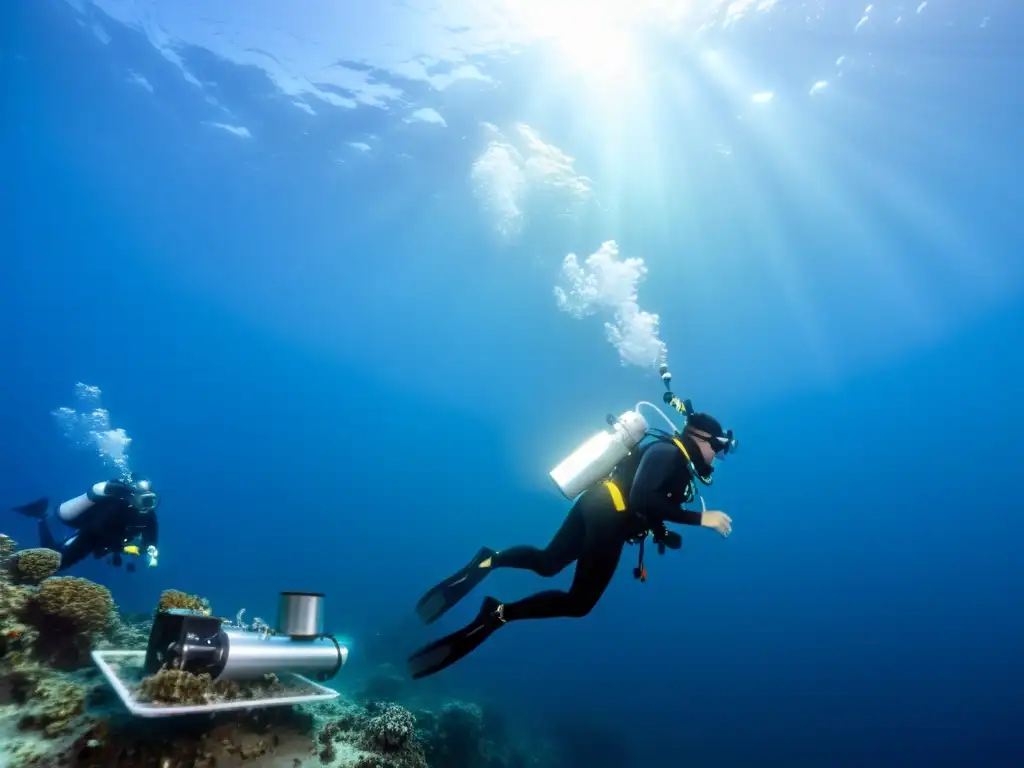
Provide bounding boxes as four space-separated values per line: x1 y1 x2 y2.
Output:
0 534 560 768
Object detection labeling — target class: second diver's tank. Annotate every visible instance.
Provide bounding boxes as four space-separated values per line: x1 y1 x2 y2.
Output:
549 409 649 500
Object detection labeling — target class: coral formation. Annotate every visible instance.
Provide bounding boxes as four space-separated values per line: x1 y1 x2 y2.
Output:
133 666 296 707
15 676 86 737
366 701 418 751
0 537 112 765
34 577 113 634
27 576 114 668
0 535 560 768
10 548 62 585
156 589 210 614
137 668 241 706
96 612 151 653
314 699 427 768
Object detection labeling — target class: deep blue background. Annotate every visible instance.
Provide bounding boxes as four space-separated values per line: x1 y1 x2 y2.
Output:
2 1 1022 766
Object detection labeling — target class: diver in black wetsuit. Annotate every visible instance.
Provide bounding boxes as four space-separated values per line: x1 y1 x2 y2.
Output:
11 476 161 572
407 412 737 680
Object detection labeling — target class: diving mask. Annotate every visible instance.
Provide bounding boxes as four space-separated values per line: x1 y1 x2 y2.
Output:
711 429 738 457
132 477 159 511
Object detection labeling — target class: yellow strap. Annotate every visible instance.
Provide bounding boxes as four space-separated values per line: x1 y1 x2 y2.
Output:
605 439 690 513
672 437 691 462
603 480 627 512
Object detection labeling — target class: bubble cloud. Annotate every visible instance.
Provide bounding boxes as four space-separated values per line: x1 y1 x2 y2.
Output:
471 123 592 240
554 240 667 370
52 382 133 477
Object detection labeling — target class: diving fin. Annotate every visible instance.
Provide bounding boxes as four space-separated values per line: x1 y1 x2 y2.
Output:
12 498 49 519
408 597 505 680
415 546 496 625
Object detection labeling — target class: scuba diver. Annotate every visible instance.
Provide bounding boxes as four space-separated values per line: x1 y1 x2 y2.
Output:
10 475 160 572
408 370 737 680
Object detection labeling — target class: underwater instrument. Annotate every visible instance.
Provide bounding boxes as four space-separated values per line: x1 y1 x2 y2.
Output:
91 591 346 717
144 592 347 682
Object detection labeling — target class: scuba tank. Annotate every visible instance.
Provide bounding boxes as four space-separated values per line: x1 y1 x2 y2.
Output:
58 481 114 523
549 364 691 501
549 409 649 500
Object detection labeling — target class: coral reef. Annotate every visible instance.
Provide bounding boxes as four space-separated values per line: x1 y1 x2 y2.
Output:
28 576 114 668
0 537 111 766
35 577 113 634
156 589 210 614
95 612 151 653
315 699 428 768
132 666 296 707
137 668 241 706
9 548 62 585
0 535 560 768
14 675 86 737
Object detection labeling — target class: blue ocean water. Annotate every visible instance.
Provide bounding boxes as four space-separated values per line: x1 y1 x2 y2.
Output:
2 0 1022 765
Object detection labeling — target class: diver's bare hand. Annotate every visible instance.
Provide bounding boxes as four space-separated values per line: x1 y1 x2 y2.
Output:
702 511 732 538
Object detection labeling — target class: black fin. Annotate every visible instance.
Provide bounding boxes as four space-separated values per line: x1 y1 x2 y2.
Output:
415 547 496 625
408 597 504 680
12 498 49 519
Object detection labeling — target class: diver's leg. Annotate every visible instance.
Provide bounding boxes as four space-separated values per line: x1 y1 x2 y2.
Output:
414 500 585 625
37 519 58 550
501 499 625 621
53 531 96 571
491 500 585 577
407 502 623 678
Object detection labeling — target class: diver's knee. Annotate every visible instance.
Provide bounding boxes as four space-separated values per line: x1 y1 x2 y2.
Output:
565 598 598 618
535 557 569 578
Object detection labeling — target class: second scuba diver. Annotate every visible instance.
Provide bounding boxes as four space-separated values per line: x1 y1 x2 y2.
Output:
11 475 161 572
408 404 737 680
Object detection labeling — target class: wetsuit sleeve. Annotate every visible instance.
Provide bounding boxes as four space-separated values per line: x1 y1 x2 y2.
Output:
628 442 704 526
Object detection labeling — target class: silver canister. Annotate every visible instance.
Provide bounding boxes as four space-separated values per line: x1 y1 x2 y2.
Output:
277 592 325 638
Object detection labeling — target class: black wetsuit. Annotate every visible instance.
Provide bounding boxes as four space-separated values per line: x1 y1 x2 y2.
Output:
493 437 703 621
40 499 159 571
409 427 725 679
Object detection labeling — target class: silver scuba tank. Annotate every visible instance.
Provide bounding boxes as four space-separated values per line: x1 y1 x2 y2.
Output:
549 409 650 500
57 481 109 523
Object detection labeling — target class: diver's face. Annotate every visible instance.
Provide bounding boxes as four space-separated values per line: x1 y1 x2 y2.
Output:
688 430 718 466
132 478 158 511
135 490 158 511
